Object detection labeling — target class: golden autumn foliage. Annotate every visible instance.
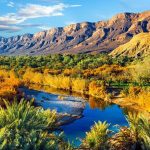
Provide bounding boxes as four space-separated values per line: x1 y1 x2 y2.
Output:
119 86 150 112
83 65 131 82
22 69 90 94
71 78 89 94
63 68 81 77
0 69 22 99
23 69 71 90
44 69 62 75
89 81 108 100
44 74 71 90
127 86 150 112
23 68 43 85
21 68 111 98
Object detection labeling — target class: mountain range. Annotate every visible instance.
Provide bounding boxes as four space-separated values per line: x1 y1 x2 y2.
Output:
0 11 150 56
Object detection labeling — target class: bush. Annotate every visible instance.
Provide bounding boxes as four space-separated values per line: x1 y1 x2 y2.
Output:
71 78 89 94
0 69 22 99
110 113 150 150
83 121 111 149
44 74 71 90
0 99 72 150
89 81 107 99
125 86 150 111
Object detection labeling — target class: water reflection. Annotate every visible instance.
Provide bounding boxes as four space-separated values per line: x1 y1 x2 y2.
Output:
27 84 113 111
88 96 113 110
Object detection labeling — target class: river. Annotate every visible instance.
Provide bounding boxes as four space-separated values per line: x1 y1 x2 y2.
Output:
20 86 128 147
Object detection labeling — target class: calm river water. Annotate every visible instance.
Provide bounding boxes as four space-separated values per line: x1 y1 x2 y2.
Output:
21 86 128 146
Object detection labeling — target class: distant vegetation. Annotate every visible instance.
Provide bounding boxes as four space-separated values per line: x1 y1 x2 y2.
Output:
0 53 136 89
0 53 132 70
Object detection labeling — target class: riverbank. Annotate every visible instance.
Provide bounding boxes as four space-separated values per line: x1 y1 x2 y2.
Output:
24 83 150 115
114 97 150 114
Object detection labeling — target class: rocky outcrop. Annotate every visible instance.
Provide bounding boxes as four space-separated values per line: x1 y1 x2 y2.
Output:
0 11 150 55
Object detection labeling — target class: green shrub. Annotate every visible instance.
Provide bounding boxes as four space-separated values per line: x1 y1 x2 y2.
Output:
110 113 150 150
0 99 72 150
83 121 111 149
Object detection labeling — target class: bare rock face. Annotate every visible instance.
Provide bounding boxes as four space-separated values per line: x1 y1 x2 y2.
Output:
0 11 150 55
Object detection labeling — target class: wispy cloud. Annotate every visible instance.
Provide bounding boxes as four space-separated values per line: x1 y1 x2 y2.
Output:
0 13 24 25
0 3 81 32
37 26 52 30
0 3 81 25
69 4 82 8
18 3 65 19
65 21 77 25
19 23 42 28
0 25 21 32
0 23 44 33
7 1 14 7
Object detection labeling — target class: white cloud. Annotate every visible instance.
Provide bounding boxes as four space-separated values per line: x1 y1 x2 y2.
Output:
19 23 42 27
0 23 43 32
69 4 82 8
37 25 52 30
0 13 25 25
0 3 81 25
0 3 81 33
0 25 21 32
18 3 65 19
7 1 14 7
65 21 77 25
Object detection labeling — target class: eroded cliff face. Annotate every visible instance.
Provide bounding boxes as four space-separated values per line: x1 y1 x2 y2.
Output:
0 11 150 55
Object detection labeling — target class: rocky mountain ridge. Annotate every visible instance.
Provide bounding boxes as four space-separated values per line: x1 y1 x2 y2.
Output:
0 11 150 55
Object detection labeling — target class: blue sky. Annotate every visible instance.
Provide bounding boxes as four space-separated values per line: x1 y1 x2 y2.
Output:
0 0 150 37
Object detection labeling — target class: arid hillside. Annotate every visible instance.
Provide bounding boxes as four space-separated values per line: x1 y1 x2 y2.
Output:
110 32 150 57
